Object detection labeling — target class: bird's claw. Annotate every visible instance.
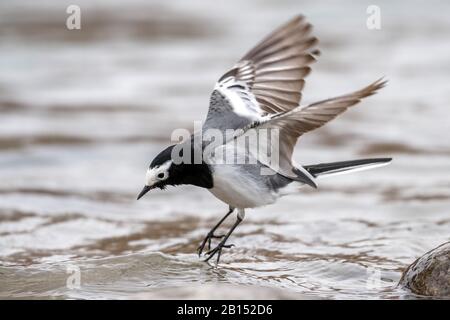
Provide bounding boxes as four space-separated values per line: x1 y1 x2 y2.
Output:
197 232 226 256
204 241 235 266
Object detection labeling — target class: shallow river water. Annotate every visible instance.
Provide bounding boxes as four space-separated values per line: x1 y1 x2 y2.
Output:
0 0 449 299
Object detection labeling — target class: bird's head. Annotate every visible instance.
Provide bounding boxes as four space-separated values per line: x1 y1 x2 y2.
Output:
137 145 175 200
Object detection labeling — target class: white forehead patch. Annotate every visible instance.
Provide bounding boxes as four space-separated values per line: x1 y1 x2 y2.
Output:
145 160 172 186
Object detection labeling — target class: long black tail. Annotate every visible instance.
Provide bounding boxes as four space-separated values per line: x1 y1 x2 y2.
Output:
304 158 392 178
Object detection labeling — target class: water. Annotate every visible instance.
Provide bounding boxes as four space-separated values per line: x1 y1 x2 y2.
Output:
0 0 449 299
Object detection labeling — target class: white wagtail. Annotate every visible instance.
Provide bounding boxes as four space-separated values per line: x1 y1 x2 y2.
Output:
137 16 391 265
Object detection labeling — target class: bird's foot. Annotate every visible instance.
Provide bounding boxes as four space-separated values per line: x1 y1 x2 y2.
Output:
197 232 225 257
204 239 235 266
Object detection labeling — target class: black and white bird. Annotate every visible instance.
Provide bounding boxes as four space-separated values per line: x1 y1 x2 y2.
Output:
137 16 391 265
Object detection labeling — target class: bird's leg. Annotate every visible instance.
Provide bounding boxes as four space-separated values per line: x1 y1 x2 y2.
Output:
197 206 234 256
205 209 245 266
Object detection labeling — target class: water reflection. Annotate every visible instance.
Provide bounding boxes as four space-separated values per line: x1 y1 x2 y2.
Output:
0 0 449 299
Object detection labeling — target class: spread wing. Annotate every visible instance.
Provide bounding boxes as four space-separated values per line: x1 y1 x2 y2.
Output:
241 79 387 184
203 15 319 133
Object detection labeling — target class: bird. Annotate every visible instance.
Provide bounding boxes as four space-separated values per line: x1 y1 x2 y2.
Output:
136 15 392 266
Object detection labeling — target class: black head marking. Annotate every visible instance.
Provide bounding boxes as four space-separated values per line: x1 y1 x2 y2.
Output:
167 162 213 189
149 144 213 190
150 145 175 168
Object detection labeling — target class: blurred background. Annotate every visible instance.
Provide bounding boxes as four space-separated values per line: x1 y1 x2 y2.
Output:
0 0 449 299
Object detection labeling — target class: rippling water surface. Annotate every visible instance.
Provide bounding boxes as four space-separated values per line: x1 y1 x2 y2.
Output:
1 0 449 299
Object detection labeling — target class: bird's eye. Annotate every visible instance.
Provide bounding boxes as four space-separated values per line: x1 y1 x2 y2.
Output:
157 172 166 179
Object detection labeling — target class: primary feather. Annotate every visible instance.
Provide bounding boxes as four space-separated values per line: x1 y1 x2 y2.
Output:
203 15 319 134
235 78 387 184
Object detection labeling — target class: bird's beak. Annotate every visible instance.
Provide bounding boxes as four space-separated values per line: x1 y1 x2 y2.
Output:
137 185 152 200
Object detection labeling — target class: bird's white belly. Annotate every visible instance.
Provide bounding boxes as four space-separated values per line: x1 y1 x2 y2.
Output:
208 164 277 209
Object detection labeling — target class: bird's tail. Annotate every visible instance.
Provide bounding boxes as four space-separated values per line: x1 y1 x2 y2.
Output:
303 158 392 179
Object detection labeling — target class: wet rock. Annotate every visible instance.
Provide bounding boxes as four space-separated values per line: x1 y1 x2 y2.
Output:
400 242 450 297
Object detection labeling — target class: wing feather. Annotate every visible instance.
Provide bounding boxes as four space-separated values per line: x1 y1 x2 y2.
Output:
244 79 387 180
204 15 319 132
